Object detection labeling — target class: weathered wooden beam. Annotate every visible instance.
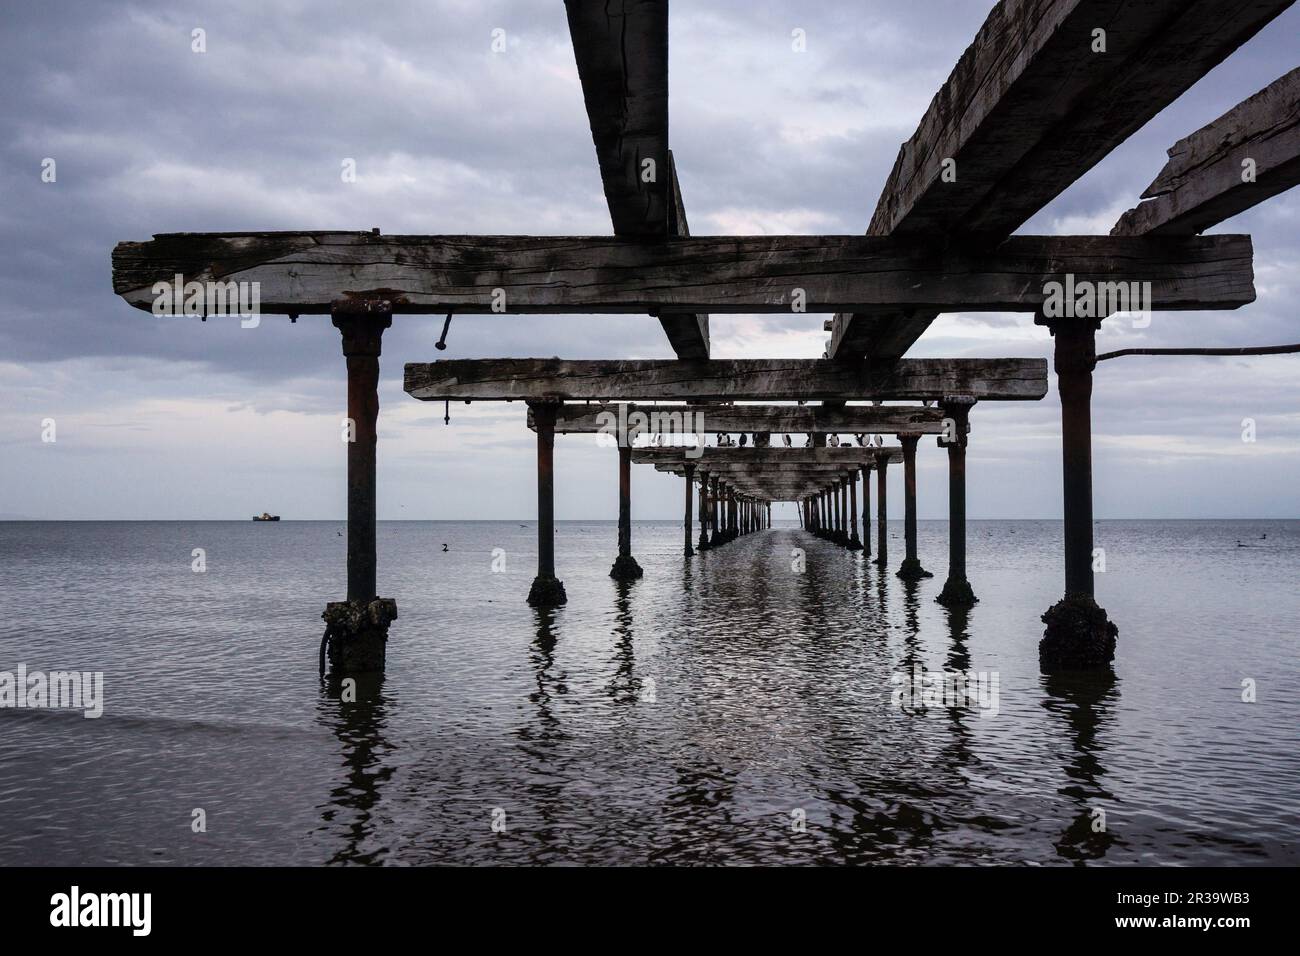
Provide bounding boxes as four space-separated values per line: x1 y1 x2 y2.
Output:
407 358 1049 403
564 0 669 237
871 0 1291 239
564 2 709 358
830 0 1289 361
634 447 904 465
651 463 900 478
1113 67 1300 237
112 233 1255 315
657 151 711 358
530 402 952 434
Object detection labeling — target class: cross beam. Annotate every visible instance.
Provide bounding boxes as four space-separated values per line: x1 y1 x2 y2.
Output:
406 358 1048 403
528 402 955 434
828 0 1289 361
111 232 1254 315
633 447 903 465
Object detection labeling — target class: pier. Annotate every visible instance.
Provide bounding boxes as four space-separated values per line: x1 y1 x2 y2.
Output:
109 0 1300 677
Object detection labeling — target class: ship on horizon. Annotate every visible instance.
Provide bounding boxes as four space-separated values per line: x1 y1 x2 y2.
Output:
252 512 280 522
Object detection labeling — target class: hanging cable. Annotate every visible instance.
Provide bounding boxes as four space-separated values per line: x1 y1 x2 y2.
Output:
1097 343 1300 361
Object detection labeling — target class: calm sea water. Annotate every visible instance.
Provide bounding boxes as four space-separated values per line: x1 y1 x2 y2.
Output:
0 519 1296 866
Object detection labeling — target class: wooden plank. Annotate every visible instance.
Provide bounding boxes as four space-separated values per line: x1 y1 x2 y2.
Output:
870 0 1291 239
634 447 903 465
1113 67 1300 236
830 0 1290 361
531 402 950 434
564 0 669 237
113 233 1255 315
405 358 1049 402
565 3 707 357
657 151 711 357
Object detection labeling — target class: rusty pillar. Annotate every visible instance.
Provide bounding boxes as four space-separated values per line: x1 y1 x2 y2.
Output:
860 464 872 558
324 302 396 675
897 434 931 579
683 462 696 557
936 401 975 608
610 444 643 580
718 480 728 543
697 470 711 551
526 401 567 606
875 457 889 567
1038 317 1117 669
841 477 849 542
848 470 862 550
719 482 728 541
710 475 720 546
839 478 848 543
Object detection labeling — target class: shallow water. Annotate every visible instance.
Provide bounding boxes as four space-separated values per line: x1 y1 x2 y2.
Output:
0 519 1296 865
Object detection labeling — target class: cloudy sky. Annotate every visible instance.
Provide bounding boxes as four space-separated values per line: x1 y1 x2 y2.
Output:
2 0 1297 521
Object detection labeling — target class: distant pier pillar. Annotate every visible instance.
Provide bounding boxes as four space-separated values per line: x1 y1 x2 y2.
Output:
709 475 721 546
610 444 644 581
697 470 711 551
718 480 729 543
848 471 863 550
897 433 932 580
323 301 397 675
835 478 846 544
874 455 889 567
1036 317 1117 669
860 464 872 558
683 462 696 557
936 400 977 607
526 401 567 606
719 482 729 542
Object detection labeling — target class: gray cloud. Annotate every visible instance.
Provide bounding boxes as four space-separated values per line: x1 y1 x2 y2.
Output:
1 0 1297 519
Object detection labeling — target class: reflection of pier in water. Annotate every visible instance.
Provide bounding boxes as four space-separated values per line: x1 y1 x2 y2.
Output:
317 672 392 866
